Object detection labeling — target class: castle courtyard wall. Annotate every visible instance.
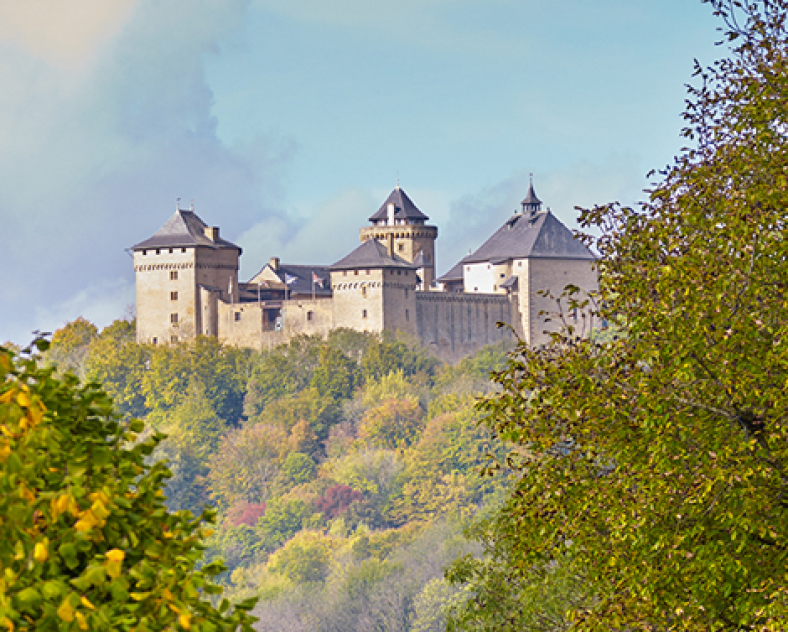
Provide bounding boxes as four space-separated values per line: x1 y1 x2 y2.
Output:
415 292 515 363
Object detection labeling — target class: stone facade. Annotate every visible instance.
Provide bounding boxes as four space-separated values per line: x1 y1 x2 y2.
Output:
132 182 597 359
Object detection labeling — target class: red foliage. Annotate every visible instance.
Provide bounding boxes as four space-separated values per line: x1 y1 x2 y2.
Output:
228 501 267 527
314 485 363 519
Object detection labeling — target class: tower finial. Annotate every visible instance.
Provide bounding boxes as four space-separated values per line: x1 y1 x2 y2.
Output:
176 197 181 211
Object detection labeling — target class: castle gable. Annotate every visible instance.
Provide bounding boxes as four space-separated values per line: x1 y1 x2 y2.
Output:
249 262 332 297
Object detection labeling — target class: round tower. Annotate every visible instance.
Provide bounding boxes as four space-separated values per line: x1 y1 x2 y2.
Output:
358 186 438 289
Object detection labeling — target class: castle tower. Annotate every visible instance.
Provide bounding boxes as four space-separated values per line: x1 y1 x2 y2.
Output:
132 203 241 345
330 238 418 337
359 187 438 290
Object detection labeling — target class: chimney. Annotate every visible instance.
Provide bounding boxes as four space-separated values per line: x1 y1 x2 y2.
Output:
386 234 394 257
270 256 280 271
204 226 219 241
387 202 396 226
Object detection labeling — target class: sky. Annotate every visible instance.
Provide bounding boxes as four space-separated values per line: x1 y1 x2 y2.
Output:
0 0 723 344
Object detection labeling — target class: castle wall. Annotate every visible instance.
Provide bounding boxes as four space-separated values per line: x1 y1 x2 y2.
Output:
415 292 515 363
134 247 198 344
526 257 598 346
331 269 386 333
381 268 418 337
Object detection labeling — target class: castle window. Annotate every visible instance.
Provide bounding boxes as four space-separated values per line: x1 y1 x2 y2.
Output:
397 270 401 276
170 335 178 343
170 313 178 324
343 270 347 276
234 312 241 322
398 243 404 252
152 337 158 345
406 309 409 321
362 286 367 297
170 270 178 280
156 249 160 255
142 250 147 255
181 248 186 253
169 248 173 254
365 269 370 275
354 270 359 275
404 289 408 299
307 311 314 321
171 291 178 300
500 273 505 278
362 309 368 319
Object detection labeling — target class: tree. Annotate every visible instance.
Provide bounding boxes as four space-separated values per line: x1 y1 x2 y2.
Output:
46 317 98 377
0 340 255 630
207 423 288 510
456 2 788 629
84 320 148 418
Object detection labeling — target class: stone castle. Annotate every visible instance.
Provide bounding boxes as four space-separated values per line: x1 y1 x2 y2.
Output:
132 182 597 361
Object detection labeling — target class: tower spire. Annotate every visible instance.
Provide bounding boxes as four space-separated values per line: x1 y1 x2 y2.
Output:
520 174 542 215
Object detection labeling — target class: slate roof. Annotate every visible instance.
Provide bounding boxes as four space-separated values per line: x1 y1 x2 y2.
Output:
412 251 430 267
368 186 430 223
436 255 470 283
521 182 542 208
463 210 594 264
132 209 241 251
248 263 333 297
331 239 417 270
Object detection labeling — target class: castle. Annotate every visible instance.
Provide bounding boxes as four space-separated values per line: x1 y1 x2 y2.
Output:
132 182 597 361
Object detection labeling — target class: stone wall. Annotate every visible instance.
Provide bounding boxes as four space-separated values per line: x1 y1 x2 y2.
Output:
415 291 515 363
135 247 199 344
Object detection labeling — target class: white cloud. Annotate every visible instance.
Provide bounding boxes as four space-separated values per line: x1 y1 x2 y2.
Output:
0 0 295 343
0 0 137 69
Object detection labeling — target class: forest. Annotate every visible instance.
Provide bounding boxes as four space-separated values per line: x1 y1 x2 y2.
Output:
39 318 515 631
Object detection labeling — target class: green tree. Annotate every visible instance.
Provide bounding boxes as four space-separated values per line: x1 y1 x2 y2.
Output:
458 3 788 629
142 336 248 425
267 532 336 584
310 346 358 402
207 423 288 510
0 340 255 630
357 397 424 450
84 320 148 418
46 317 98 377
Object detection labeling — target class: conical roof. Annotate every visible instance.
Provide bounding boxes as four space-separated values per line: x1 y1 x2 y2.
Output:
368 186 429 222
132 208 241 251
521 181 542 212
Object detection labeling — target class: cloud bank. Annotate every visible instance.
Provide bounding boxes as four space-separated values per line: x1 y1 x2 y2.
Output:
0 0 290 343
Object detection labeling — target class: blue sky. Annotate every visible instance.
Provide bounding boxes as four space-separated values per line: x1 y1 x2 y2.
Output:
0 0 722 344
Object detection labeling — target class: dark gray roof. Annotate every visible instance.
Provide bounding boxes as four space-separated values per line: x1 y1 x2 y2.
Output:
521 182 542 208
331 239 417 270
436 255 471 283
368 186 429 222
133 209 241 251
248 264 333 297
500 276 518 289
464 210 594 264
412 251 430 267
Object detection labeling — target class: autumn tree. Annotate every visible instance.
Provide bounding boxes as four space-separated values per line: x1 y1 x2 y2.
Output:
453 2 788 629
0 340 255 630
46 317 98 377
